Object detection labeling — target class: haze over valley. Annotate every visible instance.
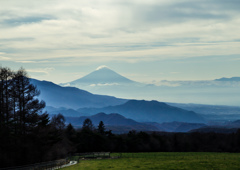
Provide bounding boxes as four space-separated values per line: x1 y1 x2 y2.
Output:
29 67 240 133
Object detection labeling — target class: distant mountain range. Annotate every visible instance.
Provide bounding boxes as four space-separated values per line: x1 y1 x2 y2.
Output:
45 99 205 124
215 77 240 81
28 71 240 133
30 78 127 109
65 111 240 133
30 77 205 125
46 102 240 124
59 66 240 106
45 106 91 117
167 103 240 121
188 120 240 133
45 101 240 133
145 121 206 132
65 112 159 133
64 112 207 133
77 100 205 123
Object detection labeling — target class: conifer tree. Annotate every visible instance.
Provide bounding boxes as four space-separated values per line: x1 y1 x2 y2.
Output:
82 118 94 131
0 67 14 127
13 68 45 135
97 121 105 135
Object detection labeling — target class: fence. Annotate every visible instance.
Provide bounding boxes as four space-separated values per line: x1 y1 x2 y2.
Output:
1 152 112 169
73 152 111 159
0 159 67 170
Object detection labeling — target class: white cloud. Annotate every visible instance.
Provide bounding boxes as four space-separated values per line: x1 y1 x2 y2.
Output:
90 83 119 87
170 72 180 74
27 67 55 75
156 81 181 87
0 56 11 61
0 52 11 61
0 0 240 82
16 60 36 63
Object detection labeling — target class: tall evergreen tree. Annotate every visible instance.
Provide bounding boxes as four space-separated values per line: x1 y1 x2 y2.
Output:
97 121 106 135
0 67 14 127
82 118 94 131
50 113 66 131
13 68 45 135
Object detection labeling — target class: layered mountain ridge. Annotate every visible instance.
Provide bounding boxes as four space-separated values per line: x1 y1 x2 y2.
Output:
78 100 205 123
30 78 127 109
29 67 240 133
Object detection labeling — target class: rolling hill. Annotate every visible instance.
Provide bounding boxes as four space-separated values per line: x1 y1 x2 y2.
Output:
65 112 160 133
77 100 205 123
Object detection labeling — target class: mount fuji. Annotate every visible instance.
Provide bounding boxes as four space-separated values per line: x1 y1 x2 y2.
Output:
61 66 142 87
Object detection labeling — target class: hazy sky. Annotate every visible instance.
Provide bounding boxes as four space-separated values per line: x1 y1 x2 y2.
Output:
0 0 240 84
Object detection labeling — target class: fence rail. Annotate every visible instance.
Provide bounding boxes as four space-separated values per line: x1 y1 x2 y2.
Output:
73 152 111 159
1 152 112 169
0 159 67 170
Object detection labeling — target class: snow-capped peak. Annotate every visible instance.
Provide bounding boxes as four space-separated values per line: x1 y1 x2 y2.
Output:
96 65 109 71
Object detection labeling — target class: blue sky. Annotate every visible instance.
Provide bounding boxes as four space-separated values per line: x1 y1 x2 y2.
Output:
0 0 240 84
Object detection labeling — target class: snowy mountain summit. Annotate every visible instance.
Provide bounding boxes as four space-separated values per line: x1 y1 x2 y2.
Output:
61 66 141 88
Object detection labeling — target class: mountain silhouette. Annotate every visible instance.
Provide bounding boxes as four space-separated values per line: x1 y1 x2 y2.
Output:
215 77 240 81
78 100 205 123
144 121 206 132
65 112 159 133
61 66 142 87
30 78 127 109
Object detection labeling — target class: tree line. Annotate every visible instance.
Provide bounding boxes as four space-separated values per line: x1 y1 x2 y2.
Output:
66 118 240 153
1 67 240 168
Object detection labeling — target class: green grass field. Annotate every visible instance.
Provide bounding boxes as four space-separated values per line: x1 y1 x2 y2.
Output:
62 152 240 170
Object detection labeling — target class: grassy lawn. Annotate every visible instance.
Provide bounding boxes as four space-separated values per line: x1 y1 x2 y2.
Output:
62 152 240 170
